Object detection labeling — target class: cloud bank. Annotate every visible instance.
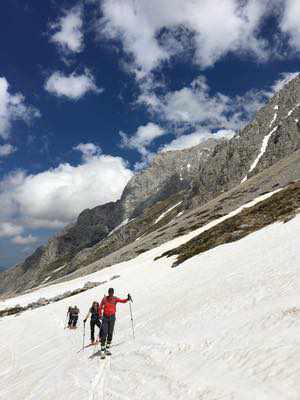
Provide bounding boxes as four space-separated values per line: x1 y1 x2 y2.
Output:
0 144 133 245
98 0 270 75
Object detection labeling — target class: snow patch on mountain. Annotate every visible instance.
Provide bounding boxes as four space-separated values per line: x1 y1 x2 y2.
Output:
108 219 129 237
269 110 278 127
154 202 183 224
242 125 279 183
286 103 300 118
249 126 278 173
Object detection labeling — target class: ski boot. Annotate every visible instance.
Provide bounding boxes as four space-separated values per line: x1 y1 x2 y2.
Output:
100 346 106 359
105 343 111 356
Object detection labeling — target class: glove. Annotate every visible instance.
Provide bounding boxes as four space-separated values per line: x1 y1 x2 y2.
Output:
127 293 132 302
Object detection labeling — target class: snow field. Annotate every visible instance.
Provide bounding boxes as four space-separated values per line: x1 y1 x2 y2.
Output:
0 191 299 399
0 190 279 312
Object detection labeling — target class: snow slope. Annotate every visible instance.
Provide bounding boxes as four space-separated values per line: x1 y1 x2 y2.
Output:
0 195 300 399
0 191 278 311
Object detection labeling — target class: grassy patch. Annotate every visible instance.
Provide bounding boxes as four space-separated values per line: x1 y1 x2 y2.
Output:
157 182 300 267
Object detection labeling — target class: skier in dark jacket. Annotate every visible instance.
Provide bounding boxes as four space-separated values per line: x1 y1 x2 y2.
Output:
99 288 131 357
70 306 80 329
67 306 73 328
84 301 101 344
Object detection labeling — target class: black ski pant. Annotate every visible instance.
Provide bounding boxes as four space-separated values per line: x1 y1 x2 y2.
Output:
100 315 115 347
90 317 101 342
72 316 78 328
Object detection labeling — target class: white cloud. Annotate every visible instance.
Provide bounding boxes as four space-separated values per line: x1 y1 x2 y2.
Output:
213 129 236 140
161 131 210 152
50 6 84 54
0 144 16 157
45 71 100 100
98 0 270 75
161 77 230 127
120 123 166 156
11 234 37 246
142 76 267 133
0 150 133 230
74 142 101 161
0 222 23 238
135 71 299 159
270 72 300 93
0 77 40 139
160 129 235 152
280 0 300 52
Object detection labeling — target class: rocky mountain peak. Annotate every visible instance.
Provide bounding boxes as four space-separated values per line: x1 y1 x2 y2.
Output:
1 74 300 296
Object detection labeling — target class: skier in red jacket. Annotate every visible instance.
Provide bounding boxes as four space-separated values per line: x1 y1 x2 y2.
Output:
99 287 131 357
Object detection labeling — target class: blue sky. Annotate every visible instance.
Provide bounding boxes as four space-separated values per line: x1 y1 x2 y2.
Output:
0 0 300 270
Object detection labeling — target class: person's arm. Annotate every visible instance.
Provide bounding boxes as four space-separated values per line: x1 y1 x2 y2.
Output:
116 297 129 304
84 310 91 323
98 297 105 318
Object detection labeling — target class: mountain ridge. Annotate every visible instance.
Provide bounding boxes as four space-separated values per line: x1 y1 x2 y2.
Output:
1 74 300 296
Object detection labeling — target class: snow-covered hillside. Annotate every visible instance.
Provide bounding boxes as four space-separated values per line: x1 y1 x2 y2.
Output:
0 194 299 399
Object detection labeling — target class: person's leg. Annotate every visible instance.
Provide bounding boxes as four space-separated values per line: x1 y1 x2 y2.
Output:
100 318 108 350
90 320 95 342
73 316 78 328
95 319 101 342
106 317 115 349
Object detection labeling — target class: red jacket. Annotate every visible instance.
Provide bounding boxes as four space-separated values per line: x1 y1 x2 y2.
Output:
99 295 128 318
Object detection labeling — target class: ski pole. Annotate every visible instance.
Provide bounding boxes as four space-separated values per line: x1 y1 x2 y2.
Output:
128 298 135 341
82 321 86 351
64 314 68 329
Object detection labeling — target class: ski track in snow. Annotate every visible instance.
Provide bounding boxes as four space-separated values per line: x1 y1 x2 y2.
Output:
0 190 300 399
88 359 107 400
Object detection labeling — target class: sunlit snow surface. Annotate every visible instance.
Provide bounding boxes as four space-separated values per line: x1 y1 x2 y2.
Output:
0 191 299 400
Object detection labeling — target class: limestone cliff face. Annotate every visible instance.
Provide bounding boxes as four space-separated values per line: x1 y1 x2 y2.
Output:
1 74 300 296
191 75 300 205
121 138 219 218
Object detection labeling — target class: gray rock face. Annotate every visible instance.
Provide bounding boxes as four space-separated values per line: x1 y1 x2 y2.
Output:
121 138 219 218
191 75 300 206
1 74 300 296
0 139 219 295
